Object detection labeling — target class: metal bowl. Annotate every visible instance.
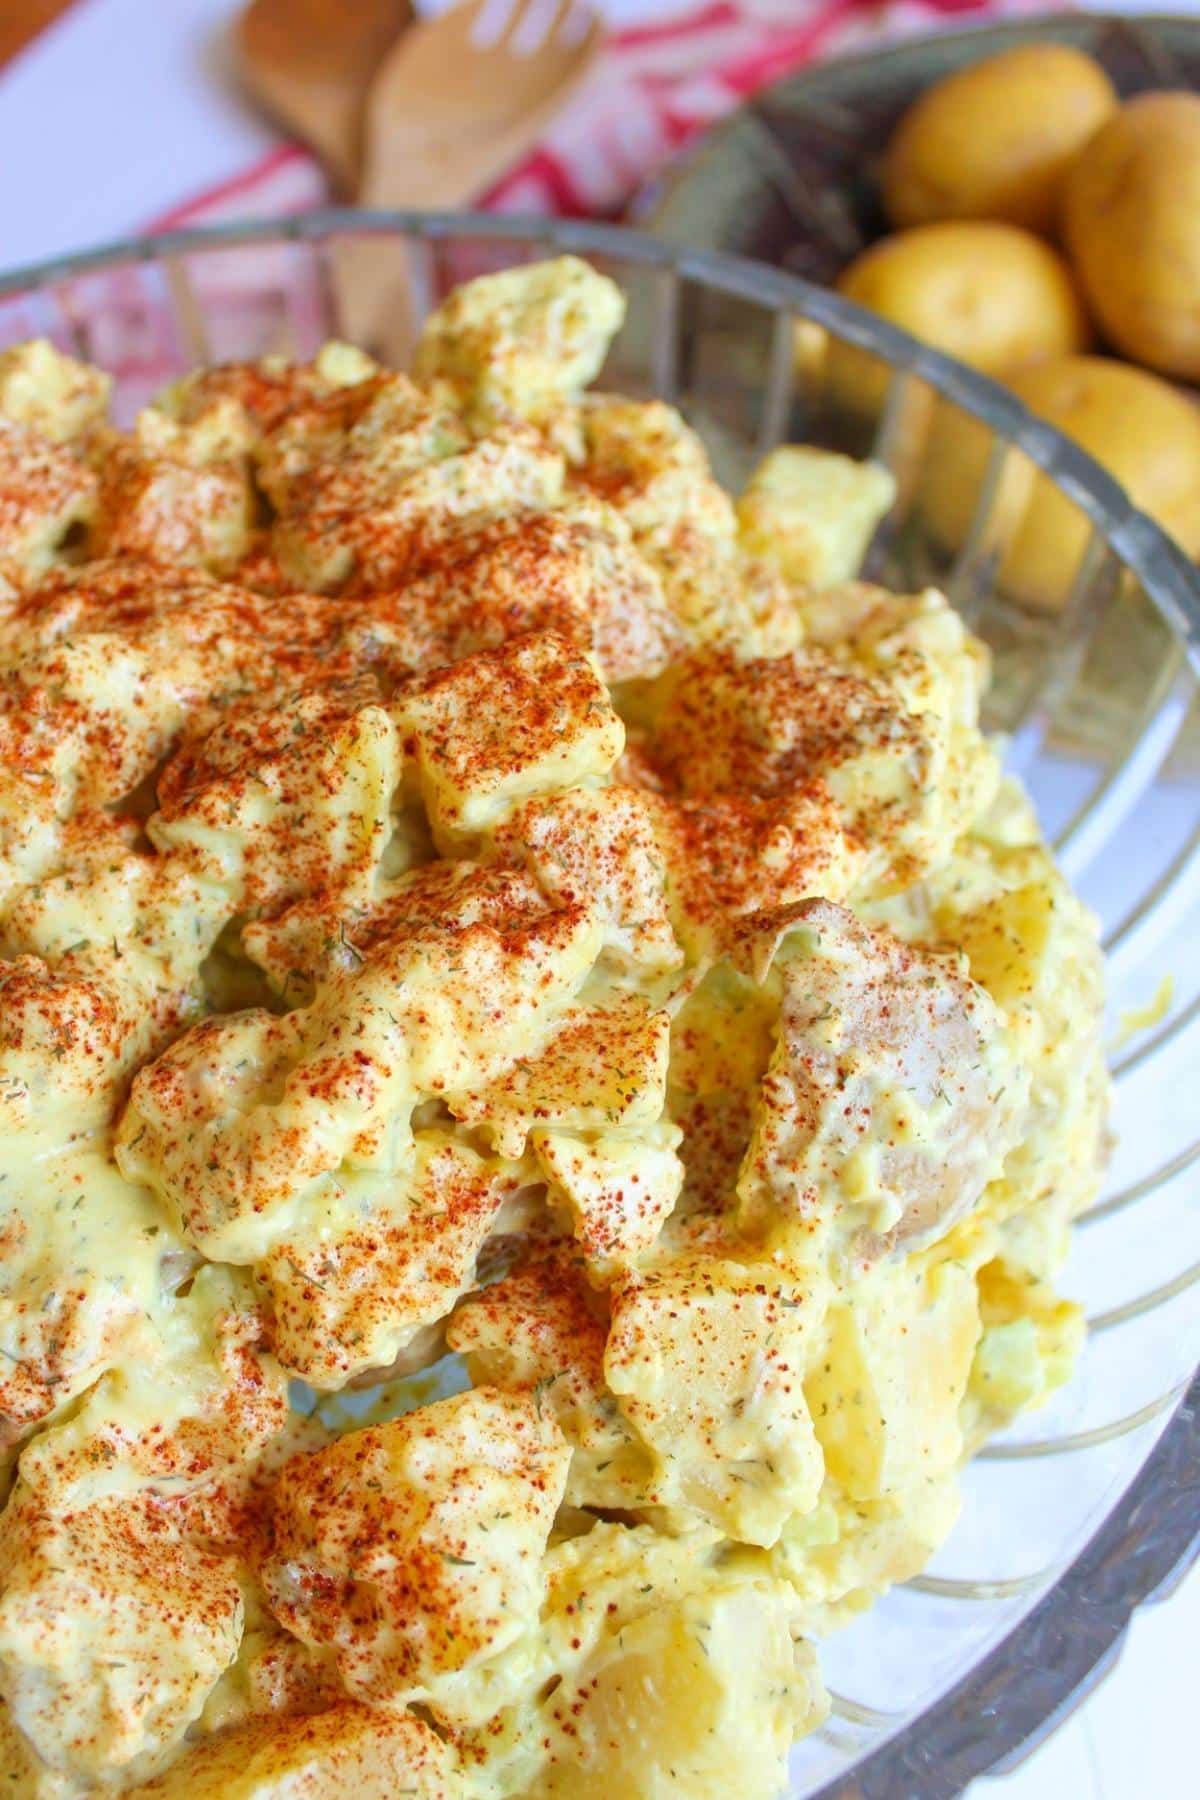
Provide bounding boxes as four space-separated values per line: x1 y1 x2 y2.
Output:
1 213 1196 1797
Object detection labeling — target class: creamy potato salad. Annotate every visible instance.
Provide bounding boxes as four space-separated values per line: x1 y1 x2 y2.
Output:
0 258 1107 1799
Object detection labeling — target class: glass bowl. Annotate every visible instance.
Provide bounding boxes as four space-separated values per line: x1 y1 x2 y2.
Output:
636 10 1200 286
1 212 1196 1797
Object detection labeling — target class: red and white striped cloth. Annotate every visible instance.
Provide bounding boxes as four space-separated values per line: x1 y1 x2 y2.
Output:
152 0 1053 233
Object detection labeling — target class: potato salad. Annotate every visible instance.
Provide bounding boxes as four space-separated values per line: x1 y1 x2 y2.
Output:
0 257 1108 1799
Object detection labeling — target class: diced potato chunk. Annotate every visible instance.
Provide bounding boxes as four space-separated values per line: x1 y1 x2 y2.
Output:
936 842 1108 1235
650 638 1000 888
355 505 679 685
91 401 255 575
605 1256 825 1544
491 783 681 977
805 1257 980 1500
131 1703 455 1799
152 676 400 917
530 1576 825 1800
0 1137 170 1437
447 994 671 1158
415 256 625 423
261 1388 570 1701
533 1120 682 1276
258 370 563 591
396 629 623 837
735 899 1028 1263
737 446 895 589
646 779 862 960
0 418 97 579
448 1244 653 1513
17 1265 290 1511
257 1137 517 1387
116 866 600 1265
0 1485 242 1786
578 398 735 558
0 339 110 443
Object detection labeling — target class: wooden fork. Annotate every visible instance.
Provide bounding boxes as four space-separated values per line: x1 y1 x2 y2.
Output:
360 0 602 212
335 0 603 362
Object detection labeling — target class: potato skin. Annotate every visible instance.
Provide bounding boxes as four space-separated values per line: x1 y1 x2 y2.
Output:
921 354 1200 609
883 44 1118 236
1063 91 1200 379
831 222 1090 415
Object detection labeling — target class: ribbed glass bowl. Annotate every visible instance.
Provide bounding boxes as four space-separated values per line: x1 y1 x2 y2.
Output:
635 11 1200 288
2 213 1196 1798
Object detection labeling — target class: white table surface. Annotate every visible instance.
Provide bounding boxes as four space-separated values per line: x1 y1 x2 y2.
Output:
0 4 1195 1796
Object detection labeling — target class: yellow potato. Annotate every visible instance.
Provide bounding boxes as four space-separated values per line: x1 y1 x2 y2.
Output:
1063 91 1200 379
883 44 1118 235
921 355 1200 609
830 222 1090 417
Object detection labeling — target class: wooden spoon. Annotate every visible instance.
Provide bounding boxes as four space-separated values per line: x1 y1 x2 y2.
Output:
236 0 414 194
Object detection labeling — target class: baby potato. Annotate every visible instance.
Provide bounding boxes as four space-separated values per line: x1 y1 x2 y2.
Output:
1063 91 1200 379
921 355 1200 609
883 44 1118 235
830 222 1090 417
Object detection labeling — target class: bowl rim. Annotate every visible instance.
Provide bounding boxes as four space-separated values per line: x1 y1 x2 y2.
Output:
645 8 1200 121
637 8 1200 248
835 1375 1199 1798
1 209 1197 1793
